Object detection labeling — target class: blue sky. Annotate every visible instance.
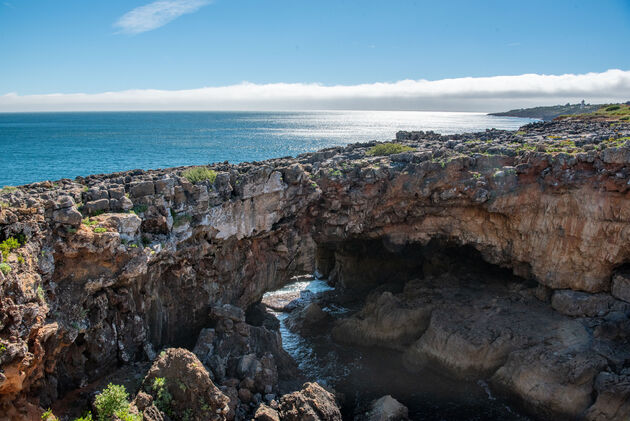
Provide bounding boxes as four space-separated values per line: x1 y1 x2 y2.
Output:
1 0 630 111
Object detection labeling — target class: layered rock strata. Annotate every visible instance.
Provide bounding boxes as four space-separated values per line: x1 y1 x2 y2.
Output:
1 120 630 419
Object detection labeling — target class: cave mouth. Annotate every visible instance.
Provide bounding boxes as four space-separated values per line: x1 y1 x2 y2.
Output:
315 237 533 293
263 237 536 420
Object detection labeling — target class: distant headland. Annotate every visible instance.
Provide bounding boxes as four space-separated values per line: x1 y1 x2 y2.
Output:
489 101 630 121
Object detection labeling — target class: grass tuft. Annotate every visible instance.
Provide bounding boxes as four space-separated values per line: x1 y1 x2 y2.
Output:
182 167 217 184
366 143 414 156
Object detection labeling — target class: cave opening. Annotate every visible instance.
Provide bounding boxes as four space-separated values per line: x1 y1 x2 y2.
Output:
262 236 537 420
314 237 532 293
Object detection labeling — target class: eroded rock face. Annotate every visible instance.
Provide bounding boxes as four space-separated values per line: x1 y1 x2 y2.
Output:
1 120 630 419
139 348 231 421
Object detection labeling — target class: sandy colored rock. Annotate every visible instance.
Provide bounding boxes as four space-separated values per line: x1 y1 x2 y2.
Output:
491 345 607 419
332 291 431 349
275 382 341 421
363 395 409 421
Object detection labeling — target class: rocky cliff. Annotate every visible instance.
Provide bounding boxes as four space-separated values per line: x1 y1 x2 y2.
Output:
1 119 630 420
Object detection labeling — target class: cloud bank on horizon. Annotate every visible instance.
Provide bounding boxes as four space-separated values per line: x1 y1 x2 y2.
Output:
114 0 212 34
2 69 630 112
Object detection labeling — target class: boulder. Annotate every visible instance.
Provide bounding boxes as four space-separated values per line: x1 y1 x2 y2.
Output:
363 395 409 421
285 303 330 332
491 345 607 419
85 199 109 214
275 382 342 421
585 372 630 421
141 348 230 421
52 206 82 226
130 181 155 197
254 404 281 421
332 291 430 349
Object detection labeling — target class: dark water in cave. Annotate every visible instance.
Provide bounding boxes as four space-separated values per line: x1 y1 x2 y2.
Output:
263 278 533 421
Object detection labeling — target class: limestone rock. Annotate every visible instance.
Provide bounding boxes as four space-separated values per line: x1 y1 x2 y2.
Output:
491 345 607 418
276 382 342 421
332 291 430 349
254 404 280 421
52 206 82 226
363 395 409 421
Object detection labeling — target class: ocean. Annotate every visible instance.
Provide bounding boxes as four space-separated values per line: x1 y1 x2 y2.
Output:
0 111 535 187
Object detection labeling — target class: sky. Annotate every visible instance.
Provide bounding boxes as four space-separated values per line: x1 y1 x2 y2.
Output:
1 0 630 112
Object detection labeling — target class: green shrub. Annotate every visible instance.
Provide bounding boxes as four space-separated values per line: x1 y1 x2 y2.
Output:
182 167 217 184
366 143 414 156
0 263 11 275
41 408 56 420
0 237 20 259
93 383 136 421
93 227 107 233
37 285 46 302
606 105 621 111
82 218 98 226
151 377 173 416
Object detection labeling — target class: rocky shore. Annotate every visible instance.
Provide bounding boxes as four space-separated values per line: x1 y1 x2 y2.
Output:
1 119 630 420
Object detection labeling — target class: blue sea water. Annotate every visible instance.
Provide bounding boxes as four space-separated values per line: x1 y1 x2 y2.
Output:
0 111 535 187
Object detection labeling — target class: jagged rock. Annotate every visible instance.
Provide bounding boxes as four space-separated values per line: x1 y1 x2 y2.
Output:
275 382 342 421
52 206 82 226
130 181 155 197
3 120 630 420
285 303 329 332
254 404 281 421
141 348 230 421
85 198 110 214
211 304 246 323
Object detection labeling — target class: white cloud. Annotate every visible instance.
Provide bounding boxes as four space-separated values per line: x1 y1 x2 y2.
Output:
114 0 212 34
2 69 630 112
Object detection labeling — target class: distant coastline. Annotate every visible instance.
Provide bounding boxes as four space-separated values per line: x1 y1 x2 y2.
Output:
488 102 604 121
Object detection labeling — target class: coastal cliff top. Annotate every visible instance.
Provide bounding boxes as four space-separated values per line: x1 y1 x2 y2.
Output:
1 119 629 211
489 102 630 121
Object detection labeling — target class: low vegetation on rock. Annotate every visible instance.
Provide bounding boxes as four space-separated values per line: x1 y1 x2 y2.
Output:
557 103 630 121
182 167 217 184
93 383 139 421
366 143 414 156
0 236 20 259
